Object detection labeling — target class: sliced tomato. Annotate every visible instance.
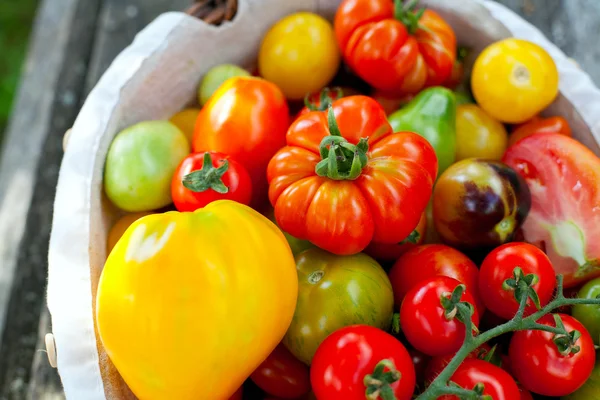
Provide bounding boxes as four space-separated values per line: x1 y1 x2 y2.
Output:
503 133 600 287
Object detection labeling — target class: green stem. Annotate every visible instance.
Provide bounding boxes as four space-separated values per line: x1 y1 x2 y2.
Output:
182 152 229 194
416 274 600 400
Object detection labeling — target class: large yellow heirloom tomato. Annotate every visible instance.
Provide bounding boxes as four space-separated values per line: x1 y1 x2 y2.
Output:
259 12 340 100
96 200 298 400
471 38 558 124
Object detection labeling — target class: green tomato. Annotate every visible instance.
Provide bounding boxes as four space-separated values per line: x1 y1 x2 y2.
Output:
198 64 250 105
283 248 394 365
572 278 600 345
563 355 600 399
104 121 190 212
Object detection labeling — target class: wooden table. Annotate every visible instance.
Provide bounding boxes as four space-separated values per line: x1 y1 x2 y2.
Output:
0 0 598 399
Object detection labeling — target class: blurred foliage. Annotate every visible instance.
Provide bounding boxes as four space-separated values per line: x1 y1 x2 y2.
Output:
0 0 39 134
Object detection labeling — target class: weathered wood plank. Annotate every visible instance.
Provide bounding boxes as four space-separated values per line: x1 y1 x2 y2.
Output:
0 0 102 398
27 311 64 400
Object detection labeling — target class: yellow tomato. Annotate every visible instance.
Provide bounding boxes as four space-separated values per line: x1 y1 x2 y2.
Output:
169 108 200 144
96 200 298 400
471 38 559 123
455 104 508 161
106 211 152 253
259 12 340 100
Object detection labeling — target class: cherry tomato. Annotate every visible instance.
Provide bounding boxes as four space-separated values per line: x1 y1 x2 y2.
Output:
509 314 596 396
479 242 556 320
433 159 531 248
572 277 600 345
259 12 340 100
455 104 508 161
503 133 600 287
311 325 415 400
169 108 201 144
267 95 436 255
438 359 520 400
400 276 480 356
334 0 456 95
424 344 492 385
508 115 571 147
229 387 242 400
193 76 289 206
388 244 482 310
518 385 534 400
171 152 252 212
250 344 311 399
472 38 559 123
364 211 426 263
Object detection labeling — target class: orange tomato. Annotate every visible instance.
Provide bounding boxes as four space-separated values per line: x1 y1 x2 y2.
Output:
169 108 201 144
508 116 571 147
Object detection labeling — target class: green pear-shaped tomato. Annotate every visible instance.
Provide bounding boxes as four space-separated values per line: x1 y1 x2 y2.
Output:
104 121 190 212
283 248 394 365
573 278 600 345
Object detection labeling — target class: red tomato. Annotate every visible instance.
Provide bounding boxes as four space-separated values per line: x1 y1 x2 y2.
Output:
442 58 465 90
424 344 491 385
311 325 415 400
296 87 362 118
478 242 556 320
508 116 571 147
193 76 289 205
408 348 430 384
171 152 252 212
503 133 600 287
229 387 242 400
509 314 596 396
518 385 534 400
267 95 437 255
370 90 413 116
400 276 480 356
334 0 456 95
250 344 311 399
438 359 520 400
388 244 482 310
365 211 426 263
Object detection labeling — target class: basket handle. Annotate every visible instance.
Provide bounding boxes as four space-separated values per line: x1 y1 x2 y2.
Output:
185 0 238 24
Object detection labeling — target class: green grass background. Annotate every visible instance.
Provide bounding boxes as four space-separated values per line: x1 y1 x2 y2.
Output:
0 0 39 135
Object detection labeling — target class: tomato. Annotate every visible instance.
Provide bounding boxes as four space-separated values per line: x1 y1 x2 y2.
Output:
471 38 559 123
311 325 415 400
295 87 363 119
503 133 600 287
259 12 340 100
518 385 534 400
409 348 430 385
438 359 520 400
107 212 152 253
388 244 482 310
370 90 413 115
284 248 394 365
198 64 250 105
96 201 298 400
171 152 252 212
268 95 436 255
364 211 426 263
334 0 456 95
105 121 190 212
400 276 480 356
424 344 492 385
169 108 200 144
229 387 243 400
572 277 600 345
455 104 508 161
479 242 556 320
193 76 289 205
509 314 596 396
251 344 311 399
564 357 600 400
508 115 571 147
433 159 531 248
264 209 314 256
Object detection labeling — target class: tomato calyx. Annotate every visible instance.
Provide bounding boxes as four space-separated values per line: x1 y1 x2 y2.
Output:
303 87 343 112
440 284 476 328
551 314 583 356
394 0 425 35
364 359 401 400
315 107 369 180
502 267 541 310
182 152 229 194
399 229 420 245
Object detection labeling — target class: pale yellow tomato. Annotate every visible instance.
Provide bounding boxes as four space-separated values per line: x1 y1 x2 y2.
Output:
471 38 559 123
455 104 508 161
169 108 200 144
259 12 340 100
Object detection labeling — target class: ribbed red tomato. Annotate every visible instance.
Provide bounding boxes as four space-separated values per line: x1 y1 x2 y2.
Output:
503 133 600 287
